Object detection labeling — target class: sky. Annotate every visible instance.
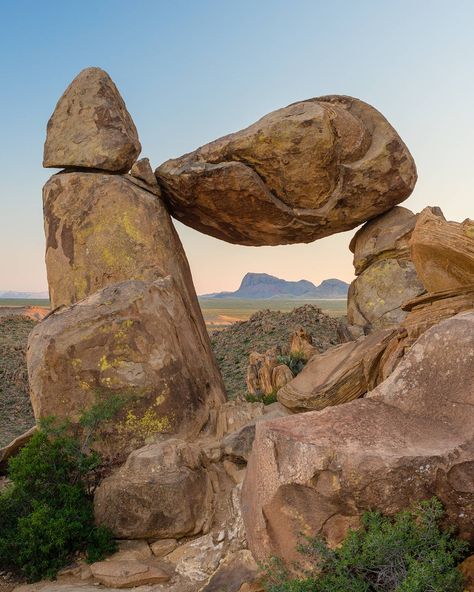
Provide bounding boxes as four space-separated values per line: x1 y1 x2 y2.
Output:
1 0 473 295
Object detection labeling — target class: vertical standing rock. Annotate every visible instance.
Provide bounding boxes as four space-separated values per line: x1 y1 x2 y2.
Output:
347 207 425 330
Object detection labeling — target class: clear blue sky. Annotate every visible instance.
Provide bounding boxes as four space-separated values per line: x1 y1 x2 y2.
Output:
1 0 473 293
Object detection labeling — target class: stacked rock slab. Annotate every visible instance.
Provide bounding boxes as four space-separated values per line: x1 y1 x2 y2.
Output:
347 206 425 331
242 311 474 564
29 67 225 459
156 96 417 246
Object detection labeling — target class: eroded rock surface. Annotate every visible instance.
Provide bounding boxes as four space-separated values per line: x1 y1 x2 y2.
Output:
278 329 395 412
157 96 416 246
43 67 141 172
242 312 474 564
347 207 424 330
27 278 224 459
410 206 474 292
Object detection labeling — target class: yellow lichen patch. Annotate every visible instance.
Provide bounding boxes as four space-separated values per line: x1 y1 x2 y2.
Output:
122 212 143 243
98 355 123 372
122 408 173 440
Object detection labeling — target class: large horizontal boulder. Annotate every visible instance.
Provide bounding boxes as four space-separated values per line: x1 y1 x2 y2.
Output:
43 67 141 172
157 96 416 246
410 207 474 293
242 311 474 563
95 439 213 539
347 207 424 330
277 329 395 412
27 278 224 459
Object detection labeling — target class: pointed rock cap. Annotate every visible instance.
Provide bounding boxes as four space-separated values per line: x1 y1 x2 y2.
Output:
43 67 141 172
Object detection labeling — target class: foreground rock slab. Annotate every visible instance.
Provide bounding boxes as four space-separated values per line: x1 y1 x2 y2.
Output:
90 559 171 588
277 329 395 412
43 67 141 172
27 279 224 460
157 95 416 246
242 311 474 563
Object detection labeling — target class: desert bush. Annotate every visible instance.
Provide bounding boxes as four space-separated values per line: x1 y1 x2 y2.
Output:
277 351 307 376
0 413 117 581
245 390 278 405
262 498 468 592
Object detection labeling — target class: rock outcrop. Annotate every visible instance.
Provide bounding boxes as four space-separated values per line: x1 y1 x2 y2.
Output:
242 311 474 563
347 207 424 330
410 206 474 292
277 328 394 412
157 96 416 246
27 278 224 459
43 67 141 172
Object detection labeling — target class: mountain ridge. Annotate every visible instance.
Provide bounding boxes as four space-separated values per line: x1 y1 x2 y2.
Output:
200 273 349 299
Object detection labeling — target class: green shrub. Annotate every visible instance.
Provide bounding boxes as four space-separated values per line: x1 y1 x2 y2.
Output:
277 352 307 376
0 423 116 581
245 390 278 405
262 498 468 592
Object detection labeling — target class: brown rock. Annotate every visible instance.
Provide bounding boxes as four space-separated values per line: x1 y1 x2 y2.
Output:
289 327 317 360
94 439 213 539
200 550 259 592
150 539 177 558
90 560 171 588
107 540 152 562
166 533 225 582
278 329 395 412
349 206 418 275
410 207 474 292
43 68 141 172
215 400 265 440
130 157 158 187
157 96 416 246
27 278 224 459
460 555 474 591
272 364 294 391
379 286 474 379
347 207 424 330
347 258 424 330
242 311 474 563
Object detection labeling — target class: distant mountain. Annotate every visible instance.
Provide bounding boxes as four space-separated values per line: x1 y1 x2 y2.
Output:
200 273 349 299
0 291 49 299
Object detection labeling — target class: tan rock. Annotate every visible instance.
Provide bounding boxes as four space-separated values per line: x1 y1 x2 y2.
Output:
349 206 418 275
271 364 294 391
242 311 474 563
347 258 424 330
410 207 474 292
157 96 416 246
95 439 213 539
90 559 171 588
379 286 474 379
150 539 177 558
43 67 141 172
166 534 225 582
278 329 395 412
107 540 152 562
27 278 224 459
246 346 283 396
460 555 474 592
130 157 158 187
200 550 259 592
289 327 317 360
215 400 265 440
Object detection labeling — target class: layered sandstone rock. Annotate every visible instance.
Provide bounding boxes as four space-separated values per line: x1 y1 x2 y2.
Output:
347 207 424 330
90 560 171 588
277 329 395 412
242 312 474 563
246 347 294 396
27 278 224 459
95 439 214 539
410 206 474 292
157 96 416 246
43 67 141 172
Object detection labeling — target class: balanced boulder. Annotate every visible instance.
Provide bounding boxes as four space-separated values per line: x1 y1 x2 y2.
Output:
43 67 141 172
347 207 424 330
27 278 224 459
277 329 394 412
157 96 416 246
242 311 474 563
410 206 474 292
